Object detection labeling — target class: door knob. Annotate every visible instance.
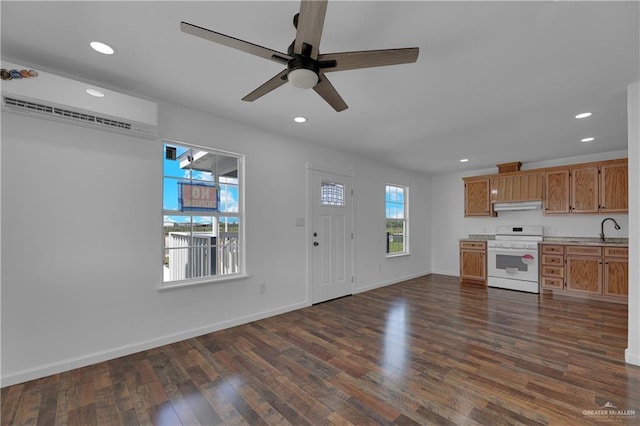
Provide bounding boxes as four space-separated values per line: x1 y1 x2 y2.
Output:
313 242 319 246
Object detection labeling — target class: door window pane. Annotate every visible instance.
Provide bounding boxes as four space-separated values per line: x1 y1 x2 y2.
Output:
321 181 345 206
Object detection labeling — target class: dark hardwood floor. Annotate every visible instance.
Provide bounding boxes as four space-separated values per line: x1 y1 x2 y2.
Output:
2 274 639 425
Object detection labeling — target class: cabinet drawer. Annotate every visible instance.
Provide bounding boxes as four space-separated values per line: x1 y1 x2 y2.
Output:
542 265 564 278
604 246 628 257
542 254 563 265
566 245 602 256
542 276 563 289
460 241 486 250
541 245 564 255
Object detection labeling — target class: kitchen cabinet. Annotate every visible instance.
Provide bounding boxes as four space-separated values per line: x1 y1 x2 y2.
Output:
565 246 602 295
460 241 486 284
540 245 564 289
544 170 570 214
570 166 600 213
600 162 628 213
544 159 628 215
463 158 628 217
539 243 627 303
603 247 628 298
490 172 543 203
463 177 494 217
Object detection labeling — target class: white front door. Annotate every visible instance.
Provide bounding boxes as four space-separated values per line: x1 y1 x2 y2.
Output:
310 169 354 304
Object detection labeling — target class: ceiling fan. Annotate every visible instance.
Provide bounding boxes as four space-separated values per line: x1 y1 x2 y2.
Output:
180 0 419 112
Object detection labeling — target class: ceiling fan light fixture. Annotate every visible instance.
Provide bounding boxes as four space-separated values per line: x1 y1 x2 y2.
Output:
288 68 318 89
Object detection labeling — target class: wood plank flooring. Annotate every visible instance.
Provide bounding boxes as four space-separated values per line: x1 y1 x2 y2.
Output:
2 274 639 425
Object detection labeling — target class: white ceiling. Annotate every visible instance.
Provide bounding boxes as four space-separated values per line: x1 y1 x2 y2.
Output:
2 1 638 175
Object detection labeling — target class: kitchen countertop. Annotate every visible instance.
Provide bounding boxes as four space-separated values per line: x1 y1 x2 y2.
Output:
460 235 628 247
540 237 628 247
460 234 495 242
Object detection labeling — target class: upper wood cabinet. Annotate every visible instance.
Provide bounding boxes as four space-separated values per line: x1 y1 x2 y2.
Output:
600 162 628 213
543 159 628 215
570 165 600 213
463 177 494 217
464 158 627 217
490 172 543 203
544 169 570 214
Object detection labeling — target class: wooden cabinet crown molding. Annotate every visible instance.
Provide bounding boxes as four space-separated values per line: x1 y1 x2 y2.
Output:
463 158 627 182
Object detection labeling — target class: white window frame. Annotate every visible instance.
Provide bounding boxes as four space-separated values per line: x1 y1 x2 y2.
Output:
160 140 246 290
385 183 409 257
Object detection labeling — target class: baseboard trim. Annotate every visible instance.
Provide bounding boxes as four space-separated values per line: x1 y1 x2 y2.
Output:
354 271 429 294
1 301 309 388
429 269 459 277
625 348 640 366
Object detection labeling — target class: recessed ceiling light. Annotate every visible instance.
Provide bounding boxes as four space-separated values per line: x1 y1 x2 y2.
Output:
86 88 105 98
90 41 115 55
459 158 469 163
294 116 307 123
575 112 592 119
581 137 595 143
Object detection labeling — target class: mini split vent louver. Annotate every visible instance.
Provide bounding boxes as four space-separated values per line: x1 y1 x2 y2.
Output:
4 97 134 132
2 61 158 139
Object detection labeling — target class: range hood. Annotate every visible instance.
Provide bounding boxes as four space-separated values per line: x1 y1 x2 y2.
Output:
492 201 543 211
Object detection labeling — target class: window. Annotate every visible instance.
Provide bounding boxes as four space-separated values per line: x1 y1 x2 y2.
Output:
385 184 408 255
162 142 243 286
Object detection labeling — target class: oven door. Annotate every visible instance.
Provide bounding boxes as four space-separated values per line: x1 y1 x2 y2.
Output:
487 247 539 282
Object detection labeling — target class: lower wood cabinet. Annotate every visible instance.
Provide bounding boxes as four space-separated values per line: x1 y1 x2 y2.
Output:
460 241 486 284
540 245 564 289
566 246 603 295
603 247 629 298
540 243 628 303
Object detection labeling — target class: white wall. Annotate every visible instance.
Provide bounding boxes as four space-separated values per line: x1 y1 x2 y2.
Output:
626 82 639 366
430 150 629 276
1 102 431 385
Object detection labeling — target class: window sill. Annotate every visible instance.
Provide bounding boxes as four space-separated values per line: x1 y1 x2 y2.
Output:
386 252 411 259
159 273 250 291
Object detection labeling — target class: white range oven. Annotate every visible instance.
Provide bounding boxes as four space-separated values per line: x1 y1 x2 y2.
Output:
487 225 543 293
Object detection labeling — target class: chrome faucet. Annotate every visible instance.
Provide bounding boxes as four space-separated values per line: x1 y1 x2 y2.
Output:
600 217 621 242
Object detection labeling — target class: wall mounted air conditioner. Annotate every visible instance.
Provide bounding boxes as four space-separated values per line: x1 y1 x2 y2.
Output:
1 61 158 139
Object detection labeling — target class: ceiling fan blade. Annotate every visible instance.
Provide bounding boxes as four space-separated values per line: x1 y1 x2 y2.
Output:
293 0 328 59
319 48 419 72
181 21 292 65
242 69 289 102
313 72 348 112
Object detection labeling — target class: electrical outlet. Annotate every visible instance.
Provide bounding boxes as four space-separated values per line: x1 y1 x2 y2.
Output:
549 227 556 235
259 283 266 294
